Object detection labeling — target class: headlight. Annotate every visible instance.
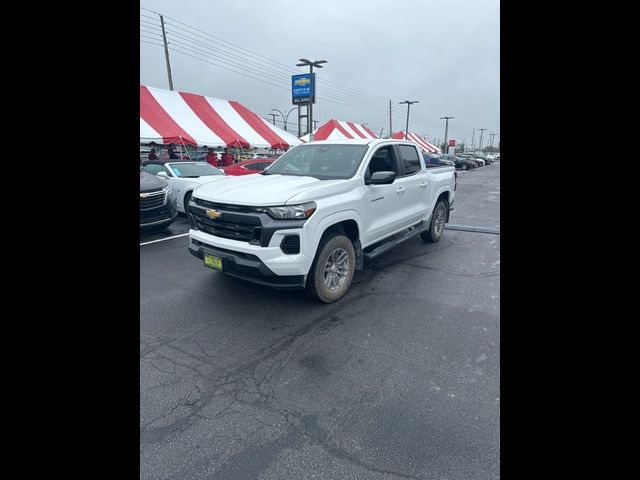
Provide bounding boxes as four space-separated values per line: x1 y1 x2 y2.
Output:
255 202 316 220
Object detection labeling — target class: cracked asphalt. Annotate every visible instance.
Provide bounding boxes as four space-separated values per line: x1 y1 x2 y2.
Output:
140 161 500 479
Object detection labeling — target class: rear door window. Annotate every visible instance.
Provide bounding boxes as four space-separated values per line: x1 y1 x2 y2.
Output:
396 145 422 176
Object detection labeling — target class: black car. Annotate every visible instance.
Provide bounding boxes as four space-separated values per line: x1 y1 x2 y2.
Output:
443 154 476 170
140 169 177 229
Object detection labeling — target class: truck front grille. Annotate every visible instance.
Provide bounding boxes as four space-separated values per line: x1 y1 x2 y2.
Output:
194 217 258 242
190 204 262 243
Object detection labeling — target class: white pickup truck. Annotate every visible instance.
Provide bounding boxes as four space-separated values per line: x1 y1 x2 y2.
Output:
187 139 456 303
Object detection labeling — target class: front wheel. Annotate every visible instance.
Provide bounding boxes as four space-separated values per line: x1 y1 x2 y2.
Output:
421 201 447 243
305 234 355 303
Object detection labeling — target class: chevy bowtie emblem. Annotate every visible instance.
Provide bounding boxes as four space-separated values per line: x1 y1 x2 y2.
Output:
294 77 311 86
206 209 221 220
140 193 149 199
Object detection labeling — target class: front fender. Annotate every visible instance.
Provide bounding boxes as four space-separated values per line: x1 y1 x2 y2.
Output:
303 209 363 259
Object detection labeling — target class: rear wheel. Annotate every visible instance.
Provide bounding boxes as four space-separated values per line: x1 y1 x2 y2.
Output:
305 234 355 303
421 201 447 243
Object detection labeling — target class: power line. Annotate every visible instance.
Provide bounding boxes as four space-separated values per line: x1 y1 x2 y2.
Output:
141 8 391 105
168 47 291 91
140 30 162 39
143 26 389 113
162 26 388 109
140 39 165 48
157 38 389 113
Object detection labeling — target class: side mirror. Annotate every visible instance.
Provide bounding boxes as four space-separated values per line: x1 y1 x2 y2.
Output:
157 171 169 179
366 171 396 185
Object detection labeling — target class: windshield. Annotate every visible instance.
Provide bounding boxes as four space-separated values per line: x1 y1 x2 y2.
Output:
168 162 224 178
265 144 369 180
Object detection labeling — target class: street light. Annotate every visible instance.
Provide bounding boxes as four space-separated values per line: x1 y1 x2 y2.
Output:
296 58 327 141
440 116 454 154
399 100 419 139
271 108 297 132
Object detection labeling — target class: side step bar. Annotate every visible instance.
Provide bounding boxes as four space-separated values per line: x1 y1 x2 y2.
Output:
363 222 429 264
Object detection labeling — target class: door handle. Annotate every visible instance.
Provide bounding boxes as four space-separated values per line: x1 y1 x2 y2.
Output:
419 182 428 188
397 186 405 194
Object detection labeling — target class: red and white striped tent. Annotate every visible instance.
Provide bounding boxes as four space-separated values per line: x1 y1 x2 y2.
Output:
140 85 302 150
300 119 378 142
392 131 441 153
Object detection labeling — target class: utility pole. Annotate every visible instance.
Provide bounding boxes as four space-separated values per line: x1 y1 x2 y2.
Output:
440 116 454 154
389 100 392 136
296 59 327 141
399 100 419 139
478 128 487 150
159 15 174 90
268 114 277 125
471 128 475 149
490 132 498 148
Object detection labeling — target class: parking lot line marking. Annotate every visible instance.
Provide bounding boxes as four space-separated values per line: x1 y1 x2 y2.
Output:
140 233 190 246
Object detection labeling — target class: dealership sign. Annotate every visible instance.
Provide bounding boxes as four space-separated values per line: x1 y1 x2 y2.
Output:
292 73 315 105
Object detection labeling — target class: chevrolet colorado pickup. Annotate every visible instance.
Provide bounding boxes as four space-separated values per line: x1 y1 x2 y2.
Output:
187 139 456 303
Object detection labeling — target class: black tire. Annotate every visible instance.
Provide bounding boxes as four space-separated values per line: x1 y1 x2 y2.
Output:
183 191 193 214
421 201 447 243
305 234 355 303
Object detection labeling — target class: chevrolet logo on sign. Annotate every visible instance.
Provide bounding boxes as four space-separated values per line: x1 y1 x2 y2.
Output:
294 77 311 86
206 209 221 220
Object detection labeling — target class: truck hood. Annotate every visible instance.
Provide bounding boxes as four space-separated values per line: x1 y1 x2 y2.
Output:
193 174 347 206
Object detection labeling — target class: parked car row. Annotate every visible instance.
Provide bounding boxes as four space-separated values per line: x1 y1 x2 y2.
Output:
140 158 276 229
436 152 499 171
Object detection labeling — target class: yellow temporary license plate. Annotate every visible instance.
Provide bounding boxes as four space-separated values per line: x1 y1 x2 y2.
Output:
203 253 223 271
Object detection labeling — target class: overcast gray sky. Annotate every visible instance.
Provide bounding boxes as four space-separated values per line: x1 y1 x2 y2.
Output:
140 0 499 146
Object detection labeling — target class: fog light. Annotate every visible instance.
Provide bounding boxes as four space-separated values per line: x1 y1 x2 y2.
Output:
280 235 300 254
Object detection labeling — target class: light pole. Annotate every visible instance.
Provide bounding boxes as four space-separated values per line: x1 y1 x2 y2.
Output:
399 100 419 139
296 58 327 141
271 108 297 132
440 116 454 154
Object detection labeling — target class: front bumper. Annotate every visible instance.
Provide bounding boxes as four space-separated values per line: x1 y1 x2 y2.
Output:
189 238 306 290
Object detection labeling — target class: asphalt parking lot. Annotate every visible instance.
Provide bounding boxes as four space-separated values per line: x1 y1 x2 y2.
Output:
140 161 500 479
